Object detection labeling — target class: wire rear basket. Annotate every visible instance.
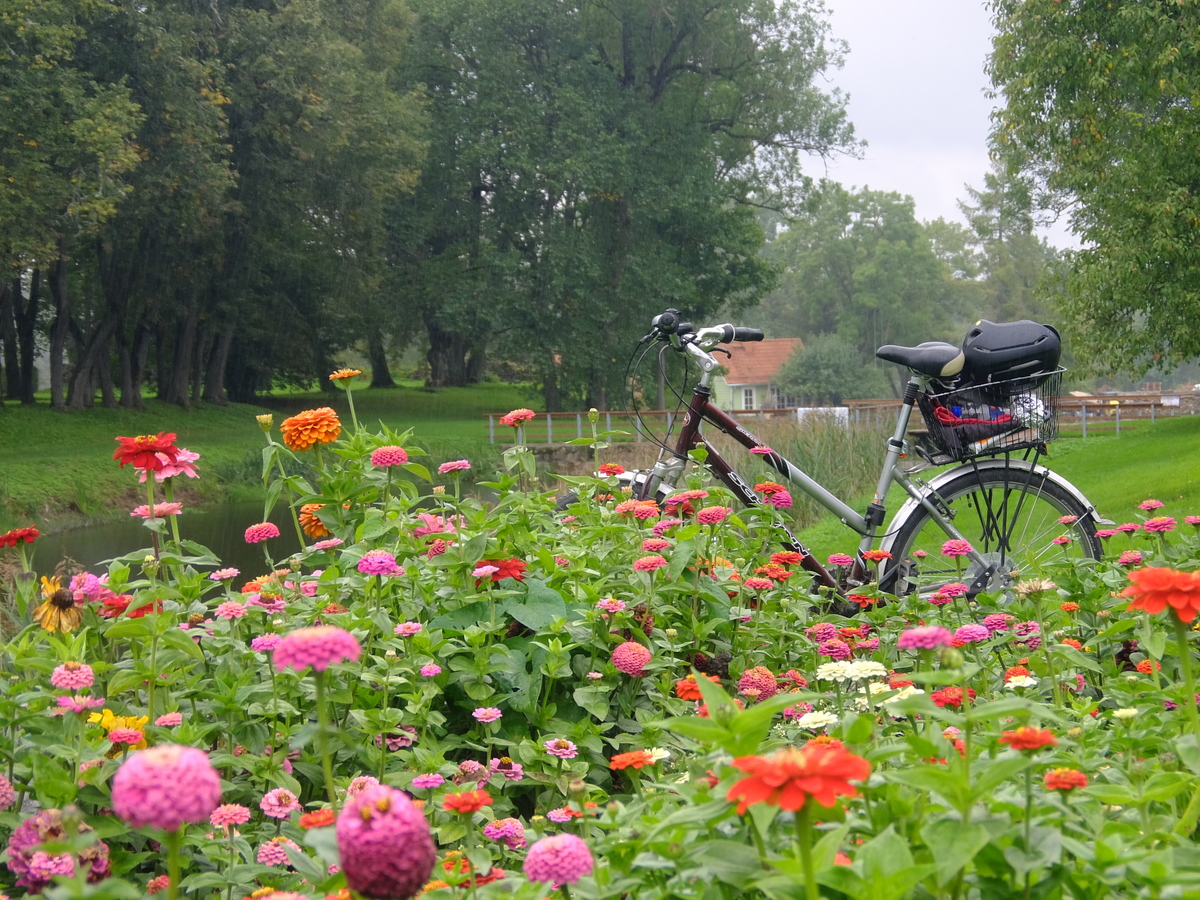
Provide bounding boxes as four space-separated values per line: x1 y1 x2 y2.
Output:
916 368 1064 462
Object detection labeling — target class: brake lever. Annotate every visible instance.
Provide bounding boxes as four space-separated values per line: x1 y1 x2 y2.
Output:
713 347 731 359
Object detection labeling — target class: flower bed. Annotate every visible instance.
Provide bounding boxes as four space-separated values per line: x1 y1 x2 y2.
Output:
4 381 1200 900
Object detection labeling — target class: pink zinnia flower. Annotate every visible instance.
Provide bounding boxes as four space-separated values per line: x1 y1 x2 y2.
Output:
394 622 423 637
146 875 171 894
941 582 969 597
313 538 345 551
954 624 991 644
653 518 684 535
50 662 94 690
215 601 246 620
139 448 200 483
52 695 105 714
438 459 471 474
108 728 144 745
0 773 15 808
749 446 773 455
544 739 578 759
348 776 381 796
371 445 409 467
257 837 300 866
209 567 240 581
766 491 793 508
260 788 301 819
358 550 403 576
411 773 444 790
807 622 838 642
827 554 853 567
1139 499 1165 511
523 833 594 886
1052 535 1073 545
1058 515 1078 525
483 817 527 850
472 564 500 578
244 522 280 543
154 712 183 727
250 633 283 653
1117 522 1142 533
472 707 502 724
273 626 362 672
1094 529 1118 539
983 613 1014 633
612 641 652 676
818 639 852 660
112 745 222 831
898 626 954 650
632 554 667 572
1144 516 1177 533
596 598 626 613
336 784 436 900
941 539 973 557
419 663 441 677
743 577 774 591
210 804 252 827
1119 550 1144 567
697 505 731 525
642 538 671 552
131 502 184 519
546 807 575 823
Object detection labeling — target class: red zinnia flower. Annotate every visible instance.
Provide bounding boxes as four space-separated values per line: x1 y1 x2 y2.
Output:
442 791 493 814
1121 567 1200 622
113 433 180 471
479 558 527 582
499 408 536 427
675 673 719 700
930 687 975 708
862 550 892 562
999 727 1058 751
598 463 625 476
726 744 871 814
0 525 40 547
610 750 654 770
770 551 803 566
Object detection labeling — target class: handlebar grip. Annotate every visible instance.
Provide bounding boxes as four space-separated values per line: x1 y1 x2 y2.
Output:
718 325 765 343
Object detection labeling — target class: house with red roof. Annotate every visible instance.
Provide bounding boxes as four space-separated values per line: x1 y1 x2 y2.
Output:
712 338 803 410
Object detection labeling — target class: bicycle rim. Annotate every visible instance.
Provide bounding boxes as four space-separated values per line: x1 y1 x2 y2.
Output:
884 467 1101 596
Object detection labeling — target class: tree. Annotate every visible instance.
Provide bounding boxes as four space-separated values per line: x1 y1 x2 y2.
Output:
990 0 1200 372
775 333 887 405
757 183 959 360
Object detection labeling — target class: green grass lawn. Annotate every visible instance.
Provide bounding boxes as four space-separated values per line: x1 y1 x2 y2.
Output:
0 381 535 529
794 415 1200 561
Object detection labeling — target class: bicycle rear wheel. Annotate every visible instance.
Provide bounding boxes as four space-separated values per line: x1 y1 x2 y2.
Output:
881 463 1102 596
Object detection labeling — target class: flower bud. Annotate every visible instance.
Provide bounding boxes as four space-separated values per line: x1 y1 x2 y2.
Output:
142 555 160 577
256 413 274 431
588 408 600 423
432 485 445 495
938 647 965 670
568 780 586 799
664 628 678 638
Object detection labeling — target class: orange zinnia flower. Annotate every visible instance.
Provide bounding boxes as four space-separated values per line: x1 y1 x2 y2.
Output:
298 808 336 829
1043 768 1088 791
725 743 870 814
442 790 493 814
1121 567 1200 622
999 727 1058 751
610 750 654 770
328 368 362 381
299 504 330 539
674 673 719 701
279 408 342 452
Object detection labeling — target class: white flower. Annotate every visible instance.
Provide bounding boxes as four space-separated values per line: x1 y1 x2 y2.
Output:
1125 674 1140 683
646 747 671 763
796 711 839 729
882 686 926 704
845 660 888 682
1113 707 1139 721
1005 675 1039 689
815 662 852 681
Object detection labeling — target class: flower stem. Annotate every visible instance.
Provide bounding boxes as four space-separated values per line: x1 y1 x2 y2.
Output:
314 670 339 810
795 804 819 900
1174 613 1200 742
166 828 182 900
345 385 360 433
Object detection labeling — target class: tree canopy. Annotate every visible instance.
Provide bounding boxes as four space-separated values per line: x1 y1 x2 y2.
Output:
990 0 1200 372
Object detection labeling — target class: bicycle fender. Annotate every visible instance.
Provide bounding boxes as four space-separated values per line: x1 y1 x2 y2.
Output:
879 459 1098 557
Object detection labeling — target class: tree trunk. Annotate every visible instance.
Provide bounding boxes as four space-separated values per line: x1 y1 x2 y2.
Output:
542 351 561 412
48 241 70 410
367 328 396 388
203 326 233 405
98 348 116 408
13 272 40 404
128 319 151 409
191 325 210 404
164 295 198 407
67 313 121 409
0 281 16 403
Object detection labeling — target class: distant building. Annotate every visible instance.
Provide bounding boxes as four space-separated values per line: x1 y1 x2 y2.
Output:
712 338 803 410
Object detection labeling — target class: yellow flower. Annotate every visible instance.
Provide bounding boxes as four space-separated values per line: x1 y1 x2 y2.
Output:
88 709 150 756
328 368 362 382
32 576 83 634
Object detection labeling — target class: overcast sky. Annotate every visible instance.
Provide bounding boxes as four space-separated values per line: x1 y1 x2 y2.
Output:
816 1 1075 247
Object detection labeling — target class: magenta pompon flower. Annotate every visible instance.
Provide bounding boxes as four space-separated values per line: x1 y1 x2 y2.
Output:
371 445 409 467
941 539 973 557
523 833 595 885
50 662 94 690
336 784 436 900
0 773 15 808
766 491 793 508
250 634 283 653
357 549 404 576
111 745 222 831
419 663 441 677
954 624 991 644
273 626 362 672
612 641 652 676
897 626 954 651
827 553 854 567
244 522 281 544
411 773 445 790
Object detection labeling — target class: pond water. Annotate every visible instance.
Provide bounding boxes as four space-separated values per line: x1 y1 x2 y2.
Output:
32 501 295 575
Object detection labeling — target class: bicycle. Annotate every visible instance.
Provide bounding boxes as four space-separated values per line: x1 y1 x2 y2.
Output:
598 309 1104 602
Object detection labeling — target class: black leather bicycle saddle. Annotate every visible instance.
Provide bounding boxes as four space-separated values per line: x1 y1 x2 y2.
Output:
875 342 965 378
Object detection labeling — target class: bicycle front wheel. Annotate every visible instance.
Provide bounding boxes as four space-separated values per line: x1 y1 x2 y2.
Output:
881 462 1102 596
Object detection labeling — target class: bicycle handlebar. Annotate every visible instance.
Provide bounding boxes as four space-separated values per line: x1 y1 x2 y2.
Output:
648 309 764 345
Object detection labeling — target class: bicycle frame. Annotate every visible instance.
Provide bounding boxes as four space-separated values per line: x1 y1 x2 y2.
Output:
635 339 1003 594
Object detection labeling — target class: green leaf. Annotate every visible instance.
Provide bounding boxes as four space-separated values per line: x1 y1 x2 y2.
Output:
159 627 206 662
687 839 761 888
505 579 567 630
887 765 972 810
667 540 697 580
921 819 990 886
429 601 490 631
1174 735 1200 775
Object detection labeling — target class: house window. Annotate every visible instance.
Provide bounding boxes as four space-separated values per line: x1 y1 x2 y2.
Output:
743 388 755 410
